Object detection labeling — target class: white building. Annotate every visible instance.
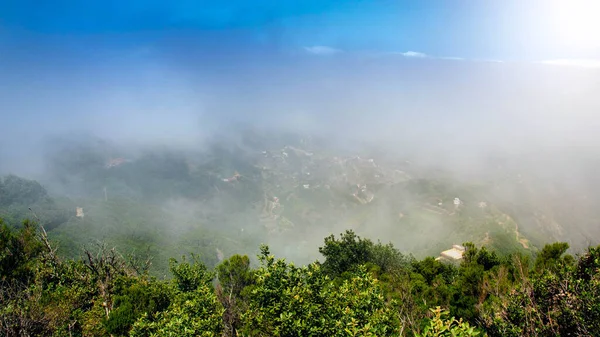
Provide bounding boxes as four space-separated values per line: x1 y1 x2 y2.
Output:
437 244 466 262
76 207 85 218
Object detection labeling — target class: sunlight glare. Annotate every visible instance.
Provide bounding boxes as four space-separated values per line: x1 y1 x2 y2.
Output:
547 0 600 49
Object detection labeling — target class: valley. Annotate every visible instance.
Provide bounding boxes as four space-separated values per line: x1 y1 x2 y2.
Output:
2 129 598 275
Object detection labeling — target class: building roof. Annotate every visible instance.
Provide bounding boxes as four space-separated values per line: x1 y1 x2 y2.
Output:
440 247 464 260
76 207 85 218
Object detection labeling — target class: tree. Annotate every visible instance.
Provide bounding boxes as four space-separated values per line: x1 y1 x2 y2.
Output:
534 242 571 272
130 257 224 337
83 242 134 319
103 277 172 337
216 254 255 337
0 219 48 336
486 245 600 337
369 242 411 275
415 307 482 337
0 175 48 208
169 255 213 292
0 219 43 285
217 254 254 299
319 230 373 277
242 245 399 337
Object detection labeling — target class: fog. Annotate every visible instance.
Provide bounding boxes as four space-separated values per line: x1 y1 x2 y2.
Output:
3 48 599 175
2 34 600 267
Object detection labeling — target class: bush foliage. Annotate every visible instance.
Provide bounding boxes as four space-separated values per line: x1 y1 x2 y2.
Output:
1 222 599 337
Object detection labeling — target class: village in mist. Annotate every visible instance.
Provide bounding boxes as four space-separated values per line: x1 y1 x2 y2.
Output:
2 68 600 272
2 2 600 335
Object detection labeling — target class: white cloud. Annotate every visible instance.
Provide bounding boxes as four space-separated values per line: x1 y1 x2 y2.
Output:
400 51 428 58
360 50 509 64
471 58 504 63
440 56 464 61
376 50 429 58
540 59 600 68
303 46 343 55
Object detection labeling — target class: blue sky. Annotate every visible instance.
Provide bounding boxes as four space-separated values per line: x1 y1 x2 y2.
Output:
2 0 599 61
2 0 600 176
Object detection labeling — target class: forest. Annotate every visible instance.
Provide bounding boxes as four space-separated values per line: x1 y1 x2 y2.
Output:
2 219 599 337
3 0 600 334
1 139 600 336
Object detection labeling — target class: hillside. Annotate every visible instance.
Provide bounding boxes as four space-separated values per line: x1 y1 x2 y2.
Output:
2 219 599 337
2 130 598 275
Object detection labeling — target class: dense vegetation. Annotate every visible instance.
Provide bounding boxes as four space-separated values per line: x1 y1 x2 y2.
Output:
2 134 580 275
2 135 600 335
2 221 598 337
0 175 71 231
